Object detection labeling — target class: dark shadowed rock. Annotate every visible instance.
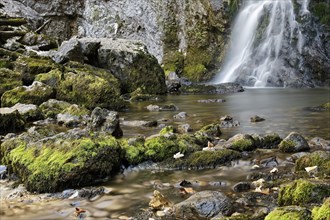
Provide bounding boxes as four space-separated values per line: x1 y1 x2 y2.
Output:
232 182 251 192
279 132 310 153
250 115 265 123
175 191 233 219
89 107 122 138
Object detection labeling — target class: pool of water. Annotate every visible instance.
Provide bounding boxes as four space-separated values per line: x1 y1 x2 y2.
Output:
1 88 329 219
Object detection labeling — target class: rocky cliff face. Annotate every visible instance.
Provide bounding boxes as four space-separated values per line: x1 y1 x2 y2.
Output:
2 0 330 86
3 0 233 82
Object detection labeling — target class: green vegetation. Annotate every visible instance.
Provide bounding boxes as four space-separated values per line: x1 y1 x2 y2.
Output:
1 135 123 192
230 138 256 151
278 140 296 153
278 179 330 206
265 206 312 220
312 198 330 220
312 2 330 25
0 68 21 97
295 151 330 177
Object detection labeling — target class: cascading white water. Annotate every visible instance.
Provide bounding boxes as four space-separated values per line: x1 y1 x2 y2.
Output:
212 0 307 87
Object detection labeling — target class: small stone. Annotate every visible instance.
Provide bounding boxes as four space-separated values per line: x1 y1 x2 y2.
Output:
250 115 265 122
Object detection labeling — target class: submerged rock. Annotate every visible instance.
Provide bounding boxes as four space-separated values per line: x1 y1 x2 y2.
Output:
250 115 265 123
180 83 244 94
175 191 233 219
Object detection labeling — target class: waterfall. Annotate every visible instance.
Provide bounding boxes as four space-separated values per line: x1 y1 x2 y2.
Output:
212 0 307 87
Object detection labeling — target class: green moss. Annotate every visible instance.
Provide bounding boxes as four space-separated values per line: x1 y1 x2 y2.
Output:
159 126 175 135
1 135 123 192
163 51 184 76
278 179 330 206
0 59 13 69
14 56 58 84
312 2 330 25
35 69 62 87
321 102 330 110
39 99 71 118
258 133 282 149
58 64 125 110
265 206 312 220
1 82 55 107
279 140 296 153
120 138 146 165
0 68 21 97
174 149 241 169
312 198 330 220
62 104 90 116
0 110 25 134
295 151 330 177
231 138 255 151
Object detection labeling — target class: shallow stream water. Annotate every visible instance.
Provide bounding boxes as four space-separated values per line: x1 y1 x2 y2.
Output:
1 88 329 219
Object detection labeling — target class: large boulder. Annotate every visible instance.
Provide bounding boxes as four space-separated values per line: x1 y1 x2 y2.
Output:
174 191 233 219
57 62 125 110
279 132 310 153
1 81 55 107
0 129 123 193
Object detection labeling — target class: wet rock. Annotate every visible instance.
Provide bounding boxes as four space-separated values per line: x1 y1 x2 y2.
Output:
265 206 312 220
174 191 233 219
0 109 25 134
39 99 89 118
254 133 282 149
286 152 309 163
225 134 256 152
250 115 265 123
278 179 330 206
232 182 251 192
89 107 123 138
6 184 28 199
197 99 225 103
149 190 172 210
0 103 41 121
173 112 188 119
160 104 179 111
121 120 157 128
309 137 330 150
146 104 160 111
220 115 240 128
1 81 55 107
259 156 278 168
294 151 330 176
305 102 330 112
177 124 192 134
279 132 310 153
195 123 222 143
180 83 244 94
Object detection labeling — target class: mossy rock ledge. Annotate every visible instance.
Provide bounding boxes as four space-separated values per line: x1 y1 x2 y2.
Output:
265 206 312 220
0 129 123 193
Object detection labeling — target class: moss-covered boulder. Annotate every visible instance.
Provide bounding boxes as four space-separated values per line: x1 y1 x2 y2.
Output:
35 69 62 88
0 110 25 134
278 179 330 206
39 99 90 118
1 81 55 107
57 62 125 110
80 38 167 95
279 132 310 153
0 68 22 98
144 134 200 162
295 151 330 177
0 103 41 121
265 206 312 220
194 123 222 144
225 134 256 152
14 56 58 85
254 133 282 149
0 130 124 192
312 197 330 220
173 149 241 169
